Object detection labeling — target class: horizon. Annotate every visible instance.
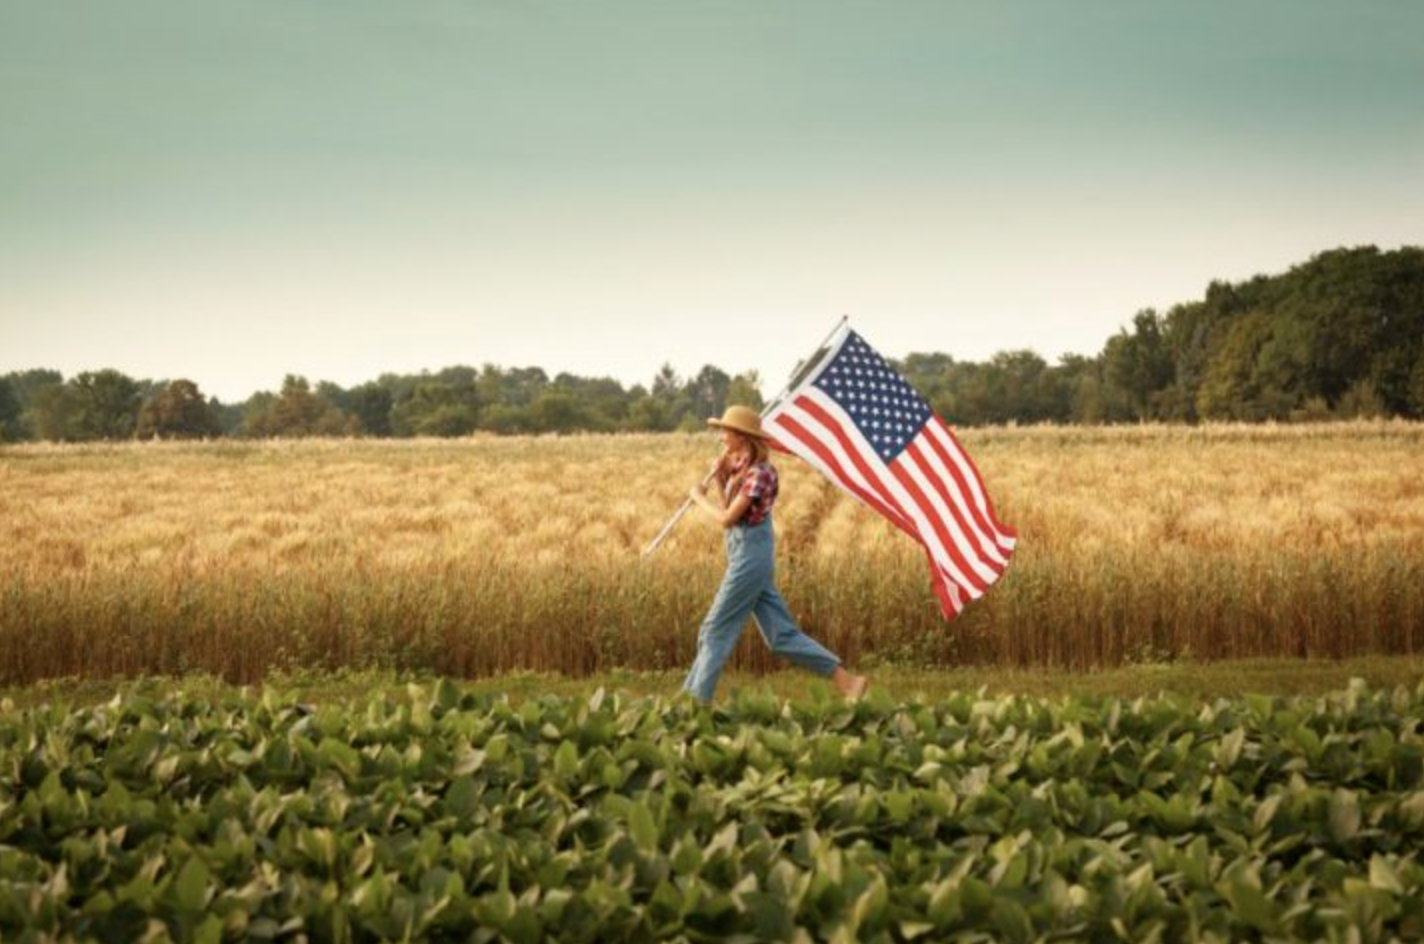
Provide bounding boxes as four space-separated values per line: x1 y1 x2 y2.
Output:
3 1 1422 402
3 239 1418 405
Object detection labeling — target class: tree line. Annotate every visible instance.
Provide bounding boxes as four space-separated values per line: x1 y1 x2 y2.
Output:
0 364 768 442
2 245 1421 443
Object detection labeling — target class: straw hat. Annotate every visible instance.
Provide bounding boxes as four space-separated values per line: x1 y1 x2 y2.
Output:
707 405 768 439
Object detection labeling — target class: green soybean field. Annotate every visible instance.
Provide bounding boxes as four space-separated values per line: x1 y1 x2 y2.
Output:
3 679 1423 943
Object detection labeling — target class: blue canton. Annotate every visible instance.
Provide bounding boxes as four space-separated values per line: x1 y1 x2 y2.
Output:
811 330 933 463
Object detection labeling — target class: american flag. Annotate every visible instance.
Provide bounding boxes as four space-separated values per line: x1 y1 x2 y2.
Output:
763 326 1017 618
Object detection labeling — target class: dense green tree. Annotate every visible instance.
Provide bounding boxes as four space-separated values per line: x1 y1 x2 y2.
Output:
1067 367 1111 424
1409 355 1424 417
626 394 673 432
479 403 533 434
646 363 699 428
687 365 731 421
1102 310 1174 420
943 351 1059 425
390 382 478 437
496 366 549 408
3 369 62 403
1048 355 1097 423
346 382 395 437
315 381 351 412
0 378 20 443
726 371 764 412
235 392 275 436
1197 312 1281 420
26 370 144 441
1175 246 1424 420
1 369 63 441
475 365 505 410
898 353 957 414
529 389 586 433
135 379 221 439
1336 377 1387 418
211 399 244 436
26 382 81 441
1156 275 1271 422
66 369 144 440
244 376 356 437
650 363 680 400
547 374 626 431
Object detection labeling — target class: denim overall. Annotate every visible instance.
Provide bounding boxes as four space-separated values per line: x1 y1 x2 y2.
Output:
681 514 841 703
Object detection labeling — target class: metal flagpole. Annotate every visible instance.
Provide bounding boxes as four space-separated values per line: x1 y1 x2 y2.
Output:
640 314 849 559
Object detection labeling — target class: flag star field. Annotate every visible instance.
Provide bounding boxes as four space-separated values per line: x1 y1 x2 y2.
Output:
815 333 934 463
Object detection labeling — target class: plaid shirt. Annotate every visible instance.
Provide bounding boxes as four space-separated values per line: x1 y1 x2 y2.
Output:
726 459 779 526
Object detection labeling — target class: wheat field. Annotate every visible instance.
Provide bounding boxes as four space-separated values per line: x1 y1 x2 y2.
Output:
2 422 1422 684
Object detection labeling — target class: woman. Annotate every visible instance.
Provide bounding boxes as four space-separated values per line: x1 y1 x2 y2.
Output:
683 404 870 703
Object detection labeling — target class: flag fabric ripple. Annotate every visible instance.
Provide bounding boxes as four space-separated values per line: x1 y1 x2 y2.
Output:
762 325 1017 618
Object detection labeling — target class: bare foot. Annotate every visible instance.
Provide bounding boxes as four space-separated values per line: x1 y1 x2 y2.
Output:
831 667 870 701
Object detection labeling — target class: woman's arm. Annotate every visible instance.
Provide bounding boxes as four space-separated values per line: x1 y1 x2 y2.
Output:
689 483 752 529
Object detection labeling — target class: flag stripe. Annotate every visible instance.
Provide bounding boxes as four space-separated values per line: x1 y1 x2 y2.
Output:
930 418 1018 546
888 457 993 595
903 440 1008 575
773 387 995 613
767 409 917 539
773 396 920 538
923 418 1002 542
911 432 1013 563
924 548 964 617
760 323 1015 620
802 390 989 600
916 423 1012 560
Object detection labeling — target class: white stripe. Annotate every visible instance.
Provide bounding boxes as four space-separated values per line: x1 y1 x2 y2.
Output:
906 438 1010 569
901 438 1005 583
925 420 1017 552
767 400 912 532
777 400 972 615
945 571 965 613
774 395 970 592
933 561 965 615
765 410 880 519
799 389 986 601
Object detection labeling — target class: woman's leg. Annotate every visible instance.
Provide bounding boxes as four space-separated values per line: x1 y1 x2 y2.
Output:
753 584 869 698
682 533 768 703
751 585 840 676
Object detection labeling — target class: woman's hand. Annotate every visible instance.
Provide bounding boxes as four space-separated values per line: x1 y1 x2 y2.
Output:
690 479 719 510
714 450 736 484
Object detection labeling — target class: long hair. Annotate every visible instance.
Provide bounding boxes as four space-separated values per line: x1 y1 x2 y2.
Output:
746 434 770 466
725 431 772 500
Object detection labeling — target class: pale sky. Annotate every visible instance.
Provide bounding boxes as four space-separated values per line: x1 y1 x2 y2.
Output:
2 0 1421 402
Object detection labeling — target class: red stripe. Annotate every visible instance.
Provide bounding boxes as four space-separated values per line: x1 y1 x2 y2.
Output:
920 424 1009 555
764 432 794 456
792 396 926 537
937 417 1018 539
888 459 990 595
922 549 962 619
768 409 916 539
906 439 1007 576
790 395 985 599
